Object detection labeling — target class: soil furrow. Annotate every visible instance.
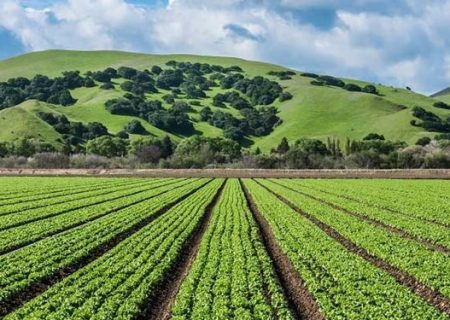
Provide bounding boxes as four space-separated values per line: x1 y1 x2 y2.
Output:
0 179 195 257
137 179 226 320
0 179 213 318
271 180 450 255
240 179 325 320
256 180 450 317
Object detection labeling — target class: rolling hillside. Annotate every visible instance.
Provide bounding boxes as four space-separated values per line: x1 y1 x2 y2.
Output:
1 50 449 151
431 87 450 105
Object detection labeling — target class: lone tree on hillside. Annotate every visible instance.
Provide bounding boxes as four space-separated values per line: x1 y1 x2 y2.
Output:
276 137 290 154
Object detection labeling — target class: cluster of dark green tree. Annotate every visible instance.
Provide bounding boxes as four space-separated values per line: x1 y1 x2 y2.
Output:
219 74 284 105
37 112 109 152
200 106 280 140
103 61 290 141
105 95 194 134
410 106 450 133
267 70 296 80
302 72 379 95
0 72 86 109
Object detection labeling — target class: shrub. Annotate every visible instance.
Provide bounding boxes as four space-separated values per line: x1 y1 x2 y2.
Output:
124 120 148 135
301 72 319 78
317 75 345 87
117 66 138 79
434 101 450 110
156 69 184 89
344 83 362 92
162 94 175 104
32 153 70 168
70 154 110 169
116 130 129 139
310 80 324 86
279 92 293 102
172 101 193 113
362 85 378 95
363 133 385 141
415 137 431 146
151 65 163 75
100 82 115 90
84 78 96 88
189 100 201 106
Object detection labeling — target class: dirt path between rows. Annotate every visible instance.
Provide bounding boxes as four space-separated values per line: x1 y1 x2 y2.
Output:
240 179 325 320
255 180 450 317
0 179 214 318
138 179 227 320
269 180 450 256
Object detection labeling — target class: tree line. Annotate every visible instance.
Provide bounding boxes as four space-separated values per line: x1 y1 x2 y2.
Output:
1 133 449 169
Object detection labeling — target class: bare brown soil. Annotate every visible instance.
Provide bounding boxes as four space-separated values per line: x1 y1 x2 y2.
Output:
269 180 450 255
256 180 450 317
240 179 325 320
138 179 226 320
1 168 450 179
0 179 213 318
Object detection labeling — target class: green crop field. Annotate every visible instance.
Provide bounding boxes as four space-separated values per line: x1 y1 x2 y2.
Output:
0 176 449 319
1 50 450 152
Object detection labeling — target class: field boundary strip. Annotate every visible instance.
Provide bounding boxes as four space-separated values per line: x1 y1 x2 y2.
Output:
136 179 227 320
268 179 450 255
0 179 195 256
1 168 450 179
254 179 450 317
239 179 325 320
0 179 214 318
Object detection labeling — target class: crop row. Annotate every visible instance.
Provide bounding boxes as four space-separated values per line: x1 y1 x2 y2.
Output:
0 177 137 207
0 177 118 200
304 178 450 197
272 179 450 249
258 179 450 302
0 178 192 254
243 179 445 319
172 179 292 320
0 178 162 217
295 179 450 225
5 179 224 320
0 178 176 230
0 178 211 308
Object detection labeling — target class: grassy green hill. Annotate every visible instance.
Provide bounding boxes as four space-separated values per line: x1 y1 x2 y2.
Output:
431 87 450 104
1 50 449 151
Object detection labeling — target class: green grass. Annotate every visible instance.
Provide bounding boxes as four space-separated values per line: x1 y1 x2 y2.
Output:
1 50 449 151
435 94 450 105
0 101 61 144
